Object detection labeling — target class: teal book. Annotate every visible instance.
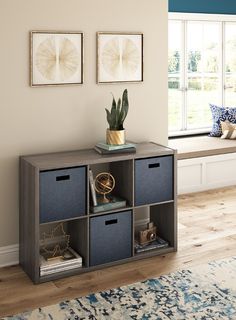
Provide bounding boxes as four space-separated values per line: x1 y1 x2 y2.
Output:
91 196 127 213
96 142 136 151
94 146 136 155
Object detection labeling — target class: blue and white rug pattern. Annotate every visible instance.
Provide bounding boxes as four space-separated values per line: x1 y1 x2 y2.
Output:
4 256 236 320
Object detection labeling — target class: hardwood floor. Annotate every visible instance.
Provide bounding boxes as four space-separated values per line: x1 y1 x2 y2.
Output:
1 186 236 317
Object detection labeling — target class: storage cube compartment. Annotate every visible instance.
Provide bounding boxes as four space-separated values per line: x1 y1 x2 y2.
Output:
150 203 175 248
133 204 174 255
39 219 88 277
134 156 173 206
89 160 133 212
40 166 87 223
89 210 132 266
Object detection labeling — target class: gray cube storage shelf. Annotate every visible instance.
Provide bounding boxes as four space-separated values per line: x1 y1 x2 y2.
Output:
20 142 177 283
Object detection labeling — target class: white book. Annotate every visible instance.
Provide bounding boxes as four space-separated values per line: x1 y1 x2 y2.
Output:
40 247 82 270
41 261 82 272
41 260 82 271
40 263 82 276
89 169 97 206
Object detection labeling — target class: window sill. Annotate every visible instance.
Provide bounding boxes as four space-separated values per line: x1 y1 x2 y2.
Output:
168 128 211 139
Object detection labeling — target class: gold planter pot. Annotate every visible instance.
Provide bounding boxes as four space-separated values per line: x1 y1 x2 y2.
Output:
106 129 125 145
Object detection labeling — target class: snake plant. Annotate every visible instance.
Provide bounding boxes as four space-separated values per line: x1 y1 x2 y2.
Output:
105 89 129 130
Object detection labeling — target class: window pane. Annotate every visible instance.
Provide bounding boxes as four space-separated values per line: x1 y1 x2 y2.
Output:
225 23 236 106
168 77 182 131
187 77 219 129
168 21 182 131
187 22 221 129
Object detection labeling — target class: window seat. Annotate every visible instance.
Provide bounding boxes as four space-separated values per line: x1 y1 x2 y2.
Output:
168 136 236 194
168 135 236 160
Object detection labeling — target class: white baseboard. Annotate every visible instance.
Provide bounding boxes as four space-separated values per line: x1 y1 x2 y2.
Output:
0 244 19 267
178 152 236 194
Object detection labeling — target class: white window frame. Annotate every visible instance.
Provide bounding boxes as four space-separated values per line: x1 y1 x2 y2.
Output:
168 13 236 137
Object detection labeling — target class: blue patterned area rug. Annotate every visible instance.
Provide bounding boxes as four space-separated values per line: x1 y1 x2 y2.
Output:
4 256 236 320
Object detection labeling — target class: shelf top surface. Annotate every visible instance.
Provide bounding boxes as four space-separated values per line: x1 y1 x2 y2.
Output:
21 142 175 170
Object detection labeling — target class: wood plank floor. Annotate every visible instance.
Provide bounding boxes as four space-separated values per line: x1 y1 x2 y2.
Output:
1 186 236 317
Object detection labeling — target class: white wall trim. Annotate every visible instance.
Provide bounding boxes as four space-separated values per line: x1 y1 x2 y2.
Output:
169 12 236 22
178 152 236 194
0 244 19 267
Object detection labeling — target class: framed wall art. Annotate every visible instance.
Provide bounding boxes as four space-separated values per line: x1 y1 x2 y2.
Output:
97 32 143 84
30 31 84 86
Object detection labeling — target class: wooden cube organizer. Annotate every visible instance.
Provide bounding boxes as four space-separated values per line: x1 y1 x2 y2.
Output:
20 142 177 283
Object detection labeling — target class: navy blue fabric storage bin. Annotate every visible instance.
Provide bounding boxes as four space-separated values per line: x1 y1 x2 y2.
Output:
135 156 173 206
90 210 132 266
40 167 86 223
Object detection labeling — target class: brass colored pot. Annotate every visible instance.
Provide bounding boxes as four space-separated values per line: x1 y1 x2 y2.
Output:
106 129 125 145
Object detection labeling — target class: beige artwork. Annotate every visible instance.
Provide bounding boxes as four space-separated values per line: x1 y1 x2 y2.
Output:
31 32 83 86
101 37 139 78
98 33 143 83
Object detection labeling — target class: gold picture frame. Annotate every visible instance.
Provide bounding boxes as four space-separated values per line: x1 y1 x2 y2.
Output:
30 30 84 87
97 32 143 84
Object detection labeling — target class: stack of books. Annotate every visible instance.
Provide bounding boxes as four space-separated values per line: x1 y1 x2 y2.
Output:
91 195 127 213
134 236 169 254
94 142 136 155
40 247 82 276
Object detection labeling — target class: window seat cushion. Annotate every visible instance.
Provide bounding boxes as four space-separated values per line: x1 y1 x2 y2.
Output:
168 135 236 160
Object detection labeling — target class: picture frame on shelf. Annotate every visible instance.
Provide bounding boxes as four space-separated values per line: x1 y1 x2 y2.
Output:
30 30 84 86
96 32 143 84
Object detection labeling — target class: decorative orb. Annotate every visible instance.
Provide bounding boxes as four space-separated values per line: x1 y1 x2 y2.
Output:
94 172 115 203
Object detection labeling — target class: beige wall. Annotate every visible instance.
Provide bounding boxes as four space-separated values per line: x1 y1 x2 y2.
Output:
0 0 168 247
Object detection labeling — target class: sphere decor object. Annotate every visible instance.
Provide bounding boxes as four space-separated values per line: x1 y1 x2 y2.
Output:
94 172 115 203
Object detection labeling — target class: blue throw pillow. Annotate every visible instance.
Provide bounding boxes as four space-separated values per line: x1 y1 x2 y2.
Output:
209 104 236 137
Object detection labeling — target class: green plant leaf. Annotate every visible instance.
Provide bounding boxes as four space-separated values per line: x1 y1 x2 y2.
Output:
106 90 129 130
118 89 129 128
105 108 112 129
111 95 116 113
109 95 117 129
117 98 121 114
116 98 121 130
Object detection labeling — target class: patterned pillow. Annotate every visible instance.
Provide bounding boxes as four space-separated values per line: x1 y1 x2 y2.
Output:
221 121 236 139
209 104 236 137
